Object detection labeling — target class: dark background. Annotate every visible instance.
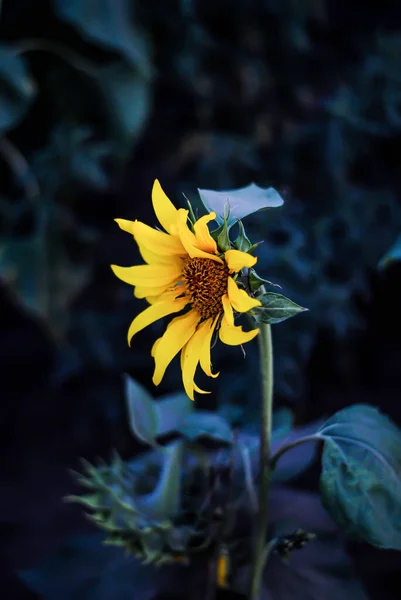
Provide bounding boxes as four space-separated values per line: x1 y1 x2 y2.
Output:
1 0 401 598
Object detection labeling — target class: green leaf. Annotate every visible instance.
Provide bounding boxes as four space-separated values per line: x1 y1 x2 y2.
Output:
135 442 183 519
253 292 308 324
52 0 153 78
177 411 233 444
318 404 401 549
198 183 284 226
96 62 151 148
155 392 193 437
379 233 401 269
248 269 281 293
0 44 37 134
234 221 252 252
217 222 231 252
124 375 159 447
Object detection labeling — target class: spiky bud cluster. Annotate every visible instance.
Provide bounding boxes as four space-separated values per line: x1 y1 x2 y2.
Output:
67 453 198 566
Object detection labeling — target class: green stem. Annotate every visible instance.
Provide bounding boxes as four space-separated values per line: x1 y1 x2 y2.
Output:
248 322 274 600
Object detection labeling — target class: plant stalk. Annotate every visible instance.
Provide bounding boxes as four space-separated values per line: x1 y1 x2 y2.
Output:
248 322 274 600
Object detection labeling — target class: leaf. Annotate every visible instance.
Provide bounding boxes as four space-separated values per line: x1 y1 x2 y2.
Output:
135 442 183 519
155 392 193 437
19 533 164 600
253 292 308 324
198 183 284 226
234 220 252 252
248 269 281 293
124 375 159 447
97 62 152 147
0 44 37 134
177 411 233 444
318 404 401 549
52 0 152 78
379 233 401 269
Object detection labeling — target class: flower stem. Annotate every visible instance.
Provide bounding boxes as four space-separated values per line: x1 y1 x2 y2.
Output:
248 322 274 600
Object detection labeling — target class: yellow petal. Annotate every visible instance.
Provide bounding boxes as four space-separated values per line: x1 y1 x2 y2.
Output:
222 294 234 326
111 263 181 287
132 220 185 257
152 310 200 386
219 316 259 346
180 347 210 399
180 319 213 400
177 209 223 263
152 179 179 235
115 218 135 234
145 286 184 304
134 282 178 299
127 296 188 345
194 382 211 394
199 316 220 378
227 277 262 312
224 249 257 271
193 212 218 254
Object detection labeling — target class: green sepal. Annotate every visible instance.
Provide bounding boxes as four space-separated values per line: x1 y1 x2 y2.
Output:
248 268 281 293
234 221 252 252
253 292 308 324
211 205 232 252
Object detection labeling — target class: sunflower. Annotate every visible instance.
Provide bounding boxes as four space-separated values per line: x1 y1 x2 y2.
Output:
111 179 262 400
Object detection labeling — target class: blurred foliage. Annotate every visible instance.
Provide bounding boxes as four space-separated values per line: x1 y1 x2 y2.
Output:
20 376 369 599
2 0 401 406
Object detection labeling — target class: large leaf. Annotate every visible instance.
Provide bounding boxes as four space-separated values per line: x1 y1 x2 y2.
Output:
52 0 152 77
253 292 308 325
198 183 284 226
0 44 37 134
318 404 401 549
177 411 233 444
19 534 164 600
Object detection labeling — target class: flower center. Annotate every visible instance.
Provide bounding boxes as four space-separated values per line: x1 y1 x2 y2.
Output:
181 257 229 319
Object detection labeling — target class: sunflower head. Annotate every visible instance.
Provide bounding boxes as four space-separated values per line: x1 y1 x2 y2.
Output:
111 179 263 400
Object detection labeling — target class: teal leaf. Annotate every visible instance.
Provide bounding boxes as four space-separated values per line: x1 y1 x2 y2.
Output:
234 220 252 252
52 0 153 78
135 442 183 519
154 391 193 437
97 62 151 148
318 404 401 549
19 533 163 600
248 269 281 293
0 44 37 134
379 233 401 269
253 292 308 324
124 375 159 447
177 411 233 444
198 183 284 226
